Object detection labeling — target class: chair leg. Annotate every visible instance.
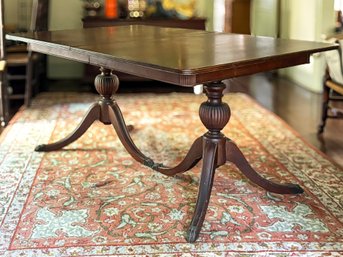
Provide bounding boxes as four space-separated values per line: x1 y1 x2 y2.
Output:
0 78 6 126
24 53 33 107
318 82 330 134
0 73 9 127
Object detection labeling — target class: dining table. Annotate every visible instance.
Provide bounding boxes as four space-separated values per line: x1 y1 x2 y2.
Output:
6 25 337 242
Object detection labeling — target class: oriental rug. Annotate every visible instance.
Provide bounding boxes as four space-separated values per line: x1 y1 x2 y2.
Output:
0 92 342 257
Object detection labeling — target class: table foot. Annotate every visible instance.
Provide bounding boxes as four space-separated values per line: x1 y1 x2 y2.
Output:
186 226 198 243
225 139 304 194
35 103 100 152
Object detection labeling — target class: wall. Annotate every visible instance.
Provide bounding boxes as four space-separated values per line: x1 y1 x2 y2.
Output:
250 0 279 37
278 0 335 92
4 0 18 28
197 0 214 31
47 0 84 79
251 0 336 92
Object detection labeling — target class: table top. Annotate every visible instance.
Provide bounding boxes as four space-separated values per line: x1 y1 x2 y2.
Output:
6 25 337 86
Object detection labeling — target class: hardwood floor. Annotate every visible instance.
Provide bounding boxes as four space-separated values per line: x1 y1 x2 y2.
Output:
227 73 343 168
1 73 342 168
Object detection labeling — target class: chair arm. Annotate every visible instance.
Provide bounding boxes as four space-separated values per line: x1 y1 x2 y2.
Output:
326 80 343 95
0 60 6 72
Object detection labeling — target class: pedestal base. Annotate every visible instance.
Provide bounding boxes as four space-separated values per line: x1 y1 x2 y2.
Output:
35 69 303 242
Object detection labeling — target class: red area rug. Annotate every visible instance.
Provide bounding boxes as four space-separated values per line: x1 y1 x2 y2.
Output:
0 92 342 256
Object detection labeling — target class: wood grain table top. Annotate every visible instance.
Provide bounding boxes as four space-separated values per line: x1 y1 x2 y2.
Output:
6 25 337 86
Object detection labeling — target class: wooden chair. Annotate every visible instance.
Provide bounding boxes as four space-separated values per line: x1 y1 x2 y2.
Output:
0 0 49 125
318 38 343 134
0 0 8 126
0 60 6 127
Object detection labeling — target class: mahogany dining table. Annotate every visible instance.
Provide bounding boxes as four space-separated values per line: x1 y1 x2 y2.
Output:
6 25 337 242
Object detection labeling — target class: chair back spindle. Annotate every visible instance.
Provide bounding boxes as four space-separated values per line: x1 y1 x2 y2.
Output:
0 0 5 59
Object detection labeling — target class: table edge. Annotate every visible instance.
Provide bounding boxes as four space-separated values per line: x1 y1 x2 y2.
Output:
6 33 338 87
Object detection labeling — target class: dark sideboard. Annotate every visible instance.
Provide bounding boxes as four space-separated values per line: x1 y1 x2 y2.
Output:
82 17 206 30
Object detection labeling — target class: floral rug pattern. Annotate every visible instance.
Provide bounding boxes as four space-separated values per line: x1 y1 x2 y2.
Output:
0 92 342 256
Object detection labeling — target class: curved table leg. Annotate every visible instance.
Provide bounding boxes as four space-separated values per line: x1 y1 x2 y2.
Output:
108 102 151 163
108 102 203 176
225 139 303 194
154 136 203 176
35 103 100 152
186 139 217 243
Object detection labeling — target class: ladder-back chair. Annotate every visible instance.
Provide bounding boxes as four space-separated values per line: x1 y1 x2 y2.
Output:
0 0 49 126
318 37 343 134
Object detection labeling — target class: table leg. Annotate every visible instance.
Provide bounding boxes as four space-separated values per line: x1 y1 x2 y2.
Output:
225 139 303 194
34 67 203 177
186 81 304 242
150 136 203 176
186 138 217 243
35 68 134 153
35 103 100 151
